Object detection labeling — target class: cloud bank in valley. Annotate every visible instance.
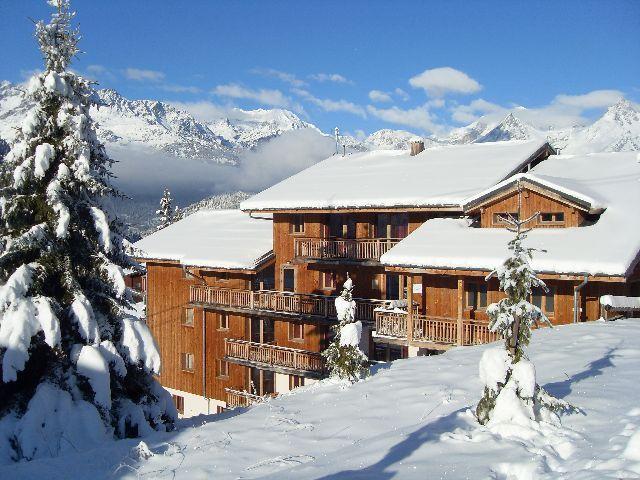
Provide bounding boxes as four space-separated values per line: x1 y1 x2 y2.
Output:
110 127 335 206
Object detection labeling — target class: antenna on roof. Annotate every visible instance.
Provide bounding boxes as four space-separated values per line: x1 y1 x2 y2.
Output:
334 127 340 155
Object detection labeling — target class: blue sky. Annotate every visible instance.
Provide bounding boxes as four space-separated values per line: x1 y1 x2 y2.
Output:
1 0 639 137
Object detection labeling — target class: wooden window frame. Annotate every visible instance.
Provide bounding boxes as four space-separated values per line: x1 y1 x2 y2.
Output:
466 282 488 310
289 374 304 390
320 271 335 290
282 266 296 292
217 359 229 379
492 212 519 226
539 212 565 225
218 313 229 331
289 322 305 342
290 214 305 235
183 308 195 327
531 286 555 317
173 394 184 414
180 352 195 372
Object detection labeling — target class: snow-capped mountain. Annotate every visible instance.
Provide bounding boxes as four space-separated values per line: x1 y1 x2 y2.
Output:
364 129 422 150
561 99 640 154
208 108 316 150
92 89 235 162
475 112 543 143
0 81 318 164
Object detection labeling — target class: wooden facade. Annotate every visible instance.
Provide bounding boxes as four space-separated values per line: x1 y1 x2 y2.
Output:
141 143 639 415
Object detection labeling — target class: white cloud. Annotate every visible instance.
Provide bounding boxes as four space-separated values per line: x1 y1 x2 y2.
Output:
294 88 366 117
449 89 627 130
409 67 482 97
369 90 393 103
124 68 165 82
309 73 353 84
87 64 107 74
250 68 307 87
169 101 233 121
553 90 624 109
394 88 409 101
212 83 299 110
367 104 442 134
450 98 506 124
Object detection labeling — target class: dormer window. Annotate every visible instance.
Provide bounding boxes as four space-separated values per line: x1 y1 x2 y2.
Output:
492 212 518 226
539 212 565 225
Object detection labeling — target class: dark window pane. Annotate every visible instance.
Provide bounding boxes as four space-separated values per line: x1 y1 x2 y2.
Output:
545 290 555 314
283 269 295 292
478 284 487 308
386 274 400 300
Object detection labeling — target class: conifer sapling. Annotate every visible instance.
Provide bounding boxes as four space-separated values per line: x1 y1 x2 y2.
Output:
155 188 179 231
476 210 572 426
0 0 175 462
323 276 368 382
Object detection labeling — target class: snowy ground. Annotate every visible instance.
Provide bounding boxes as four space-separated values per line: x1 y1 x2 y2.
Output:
3 319 640 480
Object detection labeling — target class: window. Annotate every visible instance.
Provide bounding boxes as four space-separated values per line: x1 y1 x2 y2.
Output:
320 271 335 290
216 272 229 281
466 283 488 310
531 286 555 315
539 212 565 224
172 395 184 414
251 317 274 344
218 313 229 330
385 274 400 301
217 359 229 378
216 405 225 414
328 214 355 239
289 322 304 341
183 308 194 326
290 215 305 234
377 213 409 239
289 375 304 390
283 268 295 292
180 353 194 372
492 212 519 225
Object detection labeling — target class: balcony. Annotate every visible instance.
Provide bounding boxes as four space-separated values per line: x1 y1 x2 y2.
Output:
294 237 401 264
224 388 273 408
190 285 388 323
374 311 500 347
224 338 325 378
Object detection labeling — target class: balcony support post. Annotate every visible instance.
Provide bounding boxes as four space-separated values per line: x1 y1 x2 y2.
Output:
457 278 464 346
406 275 414 344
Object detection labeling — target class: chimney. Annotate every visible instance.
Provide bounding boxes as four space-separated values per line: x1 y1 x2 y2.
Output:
410 140 425 156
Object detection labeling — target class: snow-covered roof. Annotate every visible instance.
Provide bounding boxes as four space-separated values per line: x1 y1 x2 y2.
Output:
133 210 273 270
463 172 607 213
381 152 640 277
241 140 552 211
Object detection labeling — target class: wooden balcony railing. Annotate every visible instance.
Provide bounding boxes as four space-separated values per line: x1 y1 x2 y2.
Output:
224 388 267 408
294 237 401 262
225 338 325 374
374 311 500 346
190 285 388 322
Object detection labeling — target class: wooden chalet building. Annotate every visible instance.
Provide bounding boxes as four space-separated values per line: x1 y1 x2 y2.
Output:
135 210 279 416
239 140 555 362
379 151 640 353
135 142 639 417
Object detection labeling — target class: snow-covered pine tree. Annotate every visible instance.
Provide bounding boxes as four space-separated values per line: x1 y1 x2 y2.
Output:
0 0 175 462
155 188 179 230
322 276 368 382
476 211 570 426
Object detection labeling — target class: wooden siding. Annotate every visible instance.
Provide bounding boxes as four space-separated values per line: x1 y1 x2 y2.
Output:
145 262 252 403
478 187 585 228
416 273 633 325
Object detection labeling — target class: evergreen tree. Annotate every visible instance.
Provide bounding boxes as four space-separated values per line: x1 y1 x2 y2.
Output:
155 188 179 231
322 276 368 382
476 212 571 426
0 0 175 462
